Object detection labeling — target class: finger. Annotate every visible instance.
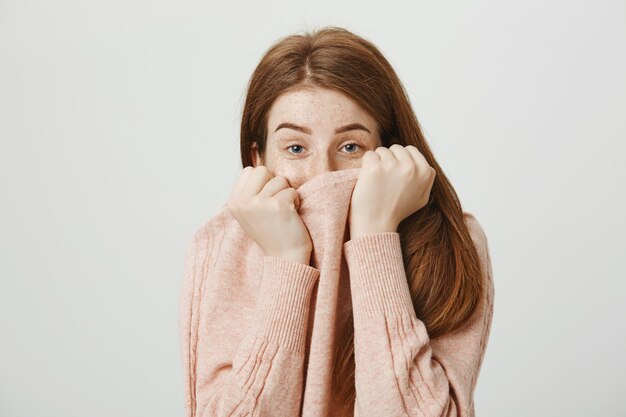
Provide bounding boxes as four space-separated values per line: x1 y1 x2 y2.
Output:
274 187 300 210
242 166 274 197
374 146 396 163
405 145 430 175
361 149 381 166
231 166 255 198
258 175 291 198
388 144 414 166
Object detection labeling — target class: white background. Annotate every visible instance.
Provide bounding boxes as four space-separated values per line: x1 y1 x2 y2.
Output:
1 0 624 416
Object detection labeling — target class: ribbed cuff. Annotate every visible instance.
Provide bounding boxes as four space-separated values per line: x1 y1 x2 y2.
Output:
343 232 415 320
254 256 320 352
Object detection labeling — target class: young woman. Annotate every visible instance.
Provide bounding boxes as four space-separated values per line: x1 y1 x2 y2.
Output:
180 26 494 417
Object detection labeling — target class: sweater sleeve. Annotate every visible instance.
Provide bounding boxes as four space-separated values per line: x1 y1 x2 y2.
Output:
343 215 494 417
179 226 320 417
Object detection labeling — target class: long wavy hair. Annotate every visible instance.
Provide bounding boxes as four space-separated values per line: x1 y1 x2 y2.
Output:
238 26 485 416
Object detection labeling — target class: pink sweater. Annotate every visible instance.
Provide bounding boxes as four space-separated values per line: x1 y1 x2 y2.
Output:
179 167 494 417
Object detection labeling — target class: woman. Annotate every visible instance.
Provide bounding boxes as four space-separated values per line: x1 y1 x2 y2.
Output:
180 26 494 417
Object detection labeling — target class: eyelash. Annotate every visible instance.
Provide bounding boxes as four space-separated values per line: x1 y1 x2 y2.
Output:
284 141 365 155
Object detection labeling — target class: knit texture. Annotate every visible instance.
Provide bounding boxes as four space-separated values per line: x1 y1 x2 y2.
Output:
179 167 494 417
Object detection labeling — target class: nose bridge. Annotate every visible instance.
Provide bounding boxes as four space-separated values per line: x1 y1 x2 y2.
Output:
311 148 336 177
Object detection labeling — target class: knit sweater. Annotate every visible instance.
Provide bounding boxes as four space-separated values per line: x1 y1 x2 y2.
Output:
179 167 494 417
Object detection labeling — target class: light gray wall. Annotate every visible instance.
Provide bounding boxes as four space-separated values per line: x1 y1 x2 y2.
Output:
1 0 624 416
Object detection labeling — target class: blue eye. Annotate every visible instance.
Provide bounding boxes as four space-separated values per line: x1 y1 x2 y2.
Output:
287 145 304 154
343 143 360 153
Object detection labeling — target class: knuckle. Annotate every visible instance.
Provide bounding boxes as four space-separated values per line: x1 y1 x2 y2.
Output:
399 162 415 176
267 199 282 212
276 176 289 187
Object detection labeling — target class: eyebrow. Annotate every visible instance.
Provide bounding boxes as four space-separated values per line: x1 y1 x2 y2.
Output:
274 122 371 135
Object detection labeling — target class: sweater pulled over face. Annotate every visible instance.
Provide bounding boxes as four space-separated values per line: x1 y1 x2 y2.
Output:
179 167 494 417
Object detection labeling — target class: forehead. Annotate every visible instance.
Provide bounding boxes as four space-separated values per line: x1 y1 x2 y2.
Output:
266 87 376 131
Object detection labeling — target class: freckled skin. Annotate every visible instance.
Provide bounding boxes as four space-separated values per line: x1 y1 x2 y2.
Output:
251 86 382 190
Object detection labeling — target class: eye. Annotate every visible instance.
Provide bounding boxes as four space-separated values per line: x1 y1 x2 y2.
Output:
286 144 305 154
341 142 362 153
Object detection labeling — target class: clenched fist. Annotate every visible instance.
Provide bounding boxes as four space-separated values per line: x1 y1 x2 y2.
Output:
348 144 436 239
226 166 313 265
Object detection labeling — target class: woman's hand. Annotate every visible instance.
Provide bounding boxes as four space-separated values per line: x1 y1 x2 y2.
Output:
226 166 313 265
348 144 436 240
